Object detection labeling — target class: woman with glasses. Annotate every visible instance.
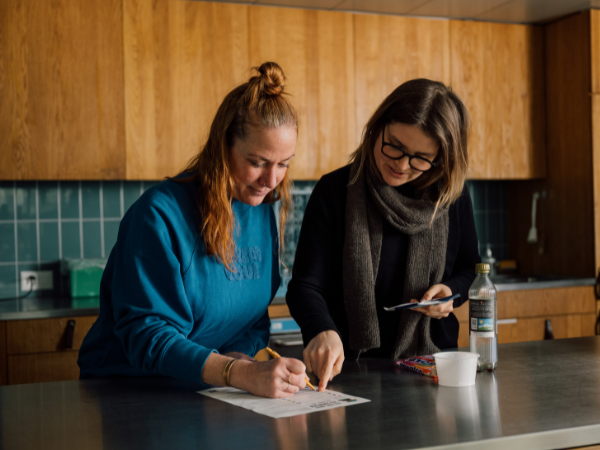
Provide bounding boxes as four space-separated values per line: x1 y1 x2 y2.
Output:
286 79 480 391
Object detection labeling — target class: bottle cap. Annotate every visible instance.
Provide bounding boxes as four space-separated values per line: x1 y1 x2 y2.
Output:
476 263 490 273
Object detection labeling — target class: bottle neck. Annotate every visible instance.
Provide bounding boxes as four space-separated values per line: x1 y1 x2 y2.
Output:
476 272 490 277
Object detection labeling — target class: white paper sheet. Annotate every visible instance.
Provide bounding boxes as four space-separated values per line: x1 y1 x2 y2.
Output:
198 387 370 419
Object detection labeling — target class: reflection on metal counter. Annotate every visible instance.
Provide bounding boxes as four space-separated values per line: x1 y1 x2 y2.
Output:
435 372 502 442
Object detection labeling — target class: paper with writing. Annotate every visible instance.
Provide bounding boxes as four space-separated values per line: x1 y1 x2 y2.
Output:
198 387 370 419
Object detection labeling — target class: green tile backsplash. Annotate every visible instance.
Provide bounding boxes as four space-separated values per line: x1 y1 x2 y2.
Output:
0 181 158 299
0 179 507 300
468 180 508 262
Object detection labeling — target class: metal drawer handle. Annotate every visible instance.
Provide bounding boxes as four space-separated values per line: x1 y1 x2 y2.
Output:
65 320 76 349
498 319 517 325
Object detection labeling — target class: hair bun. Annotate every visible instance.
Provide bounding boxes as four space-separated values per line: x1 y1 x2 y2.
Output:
251 62 286 96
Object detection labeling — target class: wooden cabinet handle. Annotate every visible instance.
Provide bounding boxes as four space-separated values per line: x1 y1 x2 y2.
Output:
65 320 76 349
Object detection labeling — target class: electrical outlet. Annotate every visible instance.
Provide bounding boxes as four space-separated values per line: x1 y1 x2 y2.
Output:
20 271 54 291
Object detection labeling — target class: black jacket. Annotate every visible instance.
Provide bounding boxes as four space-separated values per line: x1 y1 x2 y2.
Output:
286 165 481 356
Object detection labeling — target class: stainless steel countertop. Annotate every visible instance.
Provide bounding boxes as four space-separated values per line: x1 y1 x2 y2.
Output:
2 337 600 449
0 297 100 321
493 276 596 292
0 276 595 321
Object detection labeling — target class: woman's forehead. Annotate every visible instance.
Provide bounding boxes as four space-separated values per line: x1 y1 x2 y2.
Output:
386 123 438 154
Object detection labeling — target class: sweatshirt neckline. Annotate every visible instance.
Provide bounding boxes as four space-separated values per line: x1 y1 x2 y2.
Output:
232 199 252 215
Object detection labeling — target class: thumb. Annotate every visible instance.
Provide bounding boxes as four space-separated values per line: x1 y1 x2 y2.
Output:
422 286 439 302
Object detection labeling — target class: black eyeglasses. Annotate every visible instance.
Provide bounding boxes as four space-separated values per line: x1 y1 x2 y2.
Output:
381 124 438 172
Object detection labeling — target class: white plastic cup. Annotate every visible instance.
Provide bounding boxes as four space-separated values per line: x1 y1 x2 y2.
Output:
433 352 479 387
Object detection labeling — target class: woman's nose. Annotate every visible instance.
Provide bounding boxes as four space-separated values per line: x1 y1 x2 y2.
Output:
395 155 412 172
262 166 278 189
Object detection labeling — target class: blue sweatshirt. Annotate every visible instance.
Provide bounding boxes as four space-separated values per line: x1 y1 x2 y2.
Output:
78 178 280 386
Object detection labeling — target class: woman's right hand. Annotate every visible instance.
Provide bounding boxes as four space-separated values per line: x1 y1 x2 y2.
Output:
303 330 345 391
229 357 307 398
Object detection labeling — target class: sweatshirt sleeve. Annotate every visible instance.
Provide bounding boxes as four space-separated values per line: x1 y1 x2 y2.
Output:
441 186 481 308
219 309 270 357
110 193 214 386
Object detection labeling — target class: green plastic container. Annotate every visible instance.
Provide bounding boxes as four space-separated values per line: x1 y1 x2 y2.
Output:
62 259 107 298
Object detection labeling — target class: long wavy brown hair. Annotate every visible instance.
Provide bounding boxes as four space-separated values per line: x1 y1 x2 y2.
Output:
179 62 297 271
350 79 470 215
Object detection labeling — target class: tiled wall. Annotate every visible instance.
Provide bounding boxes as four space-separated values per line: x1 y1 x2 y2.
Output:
468 180 509 262
0 179 507 300
0 181 158 299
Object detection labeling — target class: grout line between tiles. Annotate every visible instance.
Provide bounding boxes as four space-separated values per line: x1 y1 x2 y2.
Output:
0 217 123 224
13 182 18 297
78 181 84 259
120 181 124 218
57 182 63 260
100 181 105 259
0 260 59 266
35 181 41 270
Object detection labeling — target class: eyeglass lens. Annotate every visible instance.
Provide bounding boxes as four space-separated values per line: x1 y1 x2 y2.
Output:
381 125 433 171
381 145 432 171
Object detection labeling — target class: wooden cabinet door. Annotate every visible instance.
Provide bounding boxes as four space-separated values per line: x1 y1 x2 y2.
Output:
495 314 596 344
592 8 600 275
123 0 250 180
5 316 97 385
0 0 125 180
8 352 81 385
6 316 97 355
456 287 597 347
450 20 546 179
248 6 356 180
354 15 451 145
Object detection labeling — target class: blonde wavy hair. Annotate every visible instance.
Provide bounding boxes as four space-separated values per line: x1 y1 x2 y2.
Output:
179 62 297 271
350 79 470 214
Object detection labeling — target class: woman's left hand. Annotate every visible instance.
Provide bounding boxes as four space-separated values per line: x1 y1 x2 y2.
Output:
410 284 454 319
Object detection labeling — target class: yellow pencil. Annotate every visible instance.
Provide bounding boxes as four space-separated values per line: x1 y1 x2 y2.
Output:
265 347 316 391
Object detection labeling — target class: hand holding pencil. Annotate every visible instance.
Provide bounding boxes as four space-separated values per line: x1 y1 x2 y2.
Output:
265 347 316 391
227 351 311 398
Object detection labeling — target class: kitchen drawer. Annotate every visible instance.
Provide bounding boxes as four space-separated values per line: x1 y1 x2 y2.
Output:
494 313 597 344
6 316 98 355
457 313 596 347
453 286 595 322
8 352 80 385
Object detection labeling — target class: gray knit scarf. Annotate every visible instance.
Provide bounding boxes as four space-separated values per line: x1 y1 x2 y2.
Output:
342 159 449 360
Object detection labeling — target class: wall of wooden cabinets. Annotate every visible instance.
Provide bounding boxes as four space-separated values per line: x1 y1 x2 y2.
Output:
353 15 451 145
0 0 126 180
248 7 356 180
455 286 597 347
123 0 251 180
1 0 547 181
353 15 546 180
450 21 546 179
508 10 600 279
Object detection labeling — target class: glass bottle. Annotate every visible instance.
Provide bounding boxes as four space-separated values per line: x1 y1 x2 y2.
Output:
469 263 497 371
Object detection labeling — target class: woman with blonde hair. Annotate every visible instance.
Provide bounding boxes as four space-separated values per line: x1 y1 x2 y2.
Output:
79 62 308 398
287 79 480 391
